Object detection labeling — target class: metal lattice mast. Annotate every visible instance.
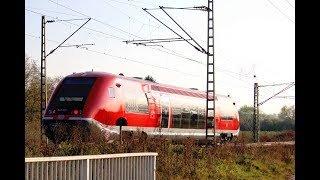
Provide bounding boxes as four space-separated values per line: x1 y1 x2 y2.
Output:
253 82 294 143
205 0 215 144
40 16 47 141
253 83 259 143
39 16 91 142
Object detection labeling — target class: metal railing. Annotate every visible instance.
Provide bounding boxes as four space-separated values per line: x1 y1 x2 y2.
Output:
25 152 158 180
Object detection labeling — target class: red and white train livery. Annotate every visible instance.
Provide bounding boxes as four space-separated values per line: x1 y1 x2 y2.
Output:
43 71 240 142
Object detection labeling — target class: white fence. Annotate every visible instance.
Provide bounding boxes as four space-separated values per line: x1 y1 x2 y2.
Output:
25 152 158 180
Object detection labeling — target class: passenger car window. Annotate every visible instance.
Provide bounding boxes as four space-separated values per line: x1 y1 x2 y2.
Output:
109 87 115 98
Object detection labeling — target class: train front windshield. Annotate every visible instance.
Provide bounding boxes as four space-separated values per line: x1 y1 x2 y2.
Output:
46 77 96 115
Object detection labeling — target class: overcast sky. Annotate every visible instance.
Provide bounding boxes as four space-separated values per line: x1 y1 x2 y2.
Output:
25 0 295 114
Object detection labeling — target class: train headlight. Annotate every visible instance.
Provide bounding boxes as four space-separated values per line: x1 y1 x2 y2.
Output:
73 109 79 115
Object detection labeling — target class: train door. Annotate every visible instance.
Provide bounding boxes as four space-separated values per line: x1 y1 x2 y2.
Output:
160 95 170 128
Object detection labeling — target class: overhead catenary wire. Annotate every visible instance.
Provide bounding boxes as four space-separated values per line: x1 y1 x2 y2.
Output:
27 4 208 65
26 32 279 95
258 82 295 101
26 34 290 101
46 18 92 57
26 6 85 17
60 43 95 48
47 0 205 62
46 18 90 23
104 0 198 43
160 6 209 11
108 1 208 62
103 0 159 28
48 0 144 39
26 9 125 40
106 0 167 31
147 46 202 64
26 32 260 91
123 0 158 7
25 33 202 77
259 82 295 105
108 0 142 9
265 0 295 24
159 6 207 54
124 37 191 44
272 96 295 99
284 0 295 8
27 32 289 95
258 82 295 87
143 6 208 11
26 2 293 96
78 48 203 77
26 9 205 64
142 5 207 47
142 8 205 54
125 6 276 86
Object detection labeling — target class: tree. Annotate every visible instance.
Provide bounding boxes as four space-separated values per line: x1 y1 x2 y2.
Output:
260 114 278 131
277 105 295 131
238 104 295 131
278 105 295 121
25 55 41 121
144 75 156 83
25 54 63 121
238 105 254 131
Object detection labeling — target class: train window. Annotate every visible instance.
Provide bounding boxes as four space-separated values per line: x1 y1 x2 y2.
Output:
222 116 234 120
197 109 205 129
172 106 182 128
124 85 149 114
46 77 96 115
170 95 206 129
190 113 197 128
108 87 115 98
59 97 83 102
181 112 191 128
64 78 95 85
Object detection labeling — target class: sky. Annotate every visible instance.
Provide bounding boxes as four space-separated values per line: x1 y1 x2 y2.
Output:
25 0 295 115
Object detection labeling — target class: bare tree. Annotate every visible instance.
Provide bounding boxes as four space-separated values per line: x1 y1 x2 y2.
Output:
25 54 63 121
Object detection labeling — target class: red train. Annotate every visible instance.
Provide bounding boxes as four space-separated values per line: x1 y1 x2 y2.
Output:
43 71 240 143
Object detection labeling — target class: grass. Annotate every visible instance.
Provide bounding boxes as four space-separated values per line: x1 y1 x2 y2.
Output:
25 120 295 179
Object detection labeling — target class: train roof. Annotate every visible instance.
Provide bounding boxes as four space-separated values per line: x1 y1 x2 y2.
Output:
66 71 232 99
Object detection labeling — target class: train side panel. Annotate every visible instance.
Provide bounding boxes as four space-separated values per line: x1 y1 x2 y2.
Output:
85 76 125 126
121 79 159 127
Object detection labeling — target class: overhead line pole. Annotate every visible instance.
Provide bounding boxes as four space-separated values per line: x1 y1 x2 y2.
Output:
205 0 216 145
253 83 259 143
40 16 47 142
40 16 91 143
253 82 295 142
141 3 216 145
